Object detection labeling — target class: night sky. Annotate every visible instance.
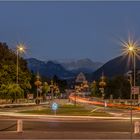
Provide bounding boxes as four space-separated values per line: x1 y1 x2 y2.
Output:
0 1 140 63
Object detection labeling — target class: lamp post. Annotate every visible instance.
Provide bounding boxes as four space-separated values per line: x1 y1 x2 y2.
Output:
16 44 25 84
99 72 106 100
122 39 139 100
74 85 80 107
34 74 42 104
121 38 140 139
129 74 133 139
128 46 136 100
50 80 54 101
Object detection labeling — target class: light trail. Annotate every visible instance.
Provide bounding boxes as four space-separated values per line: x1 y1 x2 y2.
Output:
69 93 140 111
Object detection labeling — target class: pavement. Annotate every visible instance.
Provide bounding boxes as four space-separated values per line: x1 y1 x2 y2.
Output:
0 131 140 139
0 101 49 108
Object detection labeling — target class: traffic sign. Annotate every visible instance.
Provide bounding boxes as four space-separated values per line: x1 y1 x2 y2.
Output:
27 94 33 99
131 86 140 95
51 102 58 111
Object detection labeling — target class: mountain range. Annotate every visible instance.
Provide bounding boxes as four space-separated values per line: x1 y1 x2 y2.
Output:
26 58 103 79
27 56 138 81
89 55 138 81
27 58 74 79
54 58 103 74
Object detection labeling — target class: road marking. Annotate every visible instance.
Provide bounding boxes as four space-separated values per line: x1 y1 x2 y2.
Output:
90 107 101 113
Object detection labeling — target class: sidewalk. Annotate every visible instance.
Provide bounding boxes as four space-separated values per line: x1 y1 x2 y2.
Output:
0 131 140 139
0 102 48 108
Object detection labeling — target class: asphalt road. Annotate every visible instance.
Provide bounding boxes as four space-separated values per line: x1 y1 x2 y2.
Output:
0 119 132 132
1 102 140 139
0 118 140 139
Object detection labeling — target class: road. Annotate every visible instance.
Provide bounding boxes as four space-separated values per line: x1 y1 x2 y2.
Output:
0 101 140 139
0 117 140 139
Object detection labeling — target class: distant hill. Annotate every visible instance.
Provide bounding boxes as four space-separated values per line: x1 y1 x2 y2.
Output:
26 58 74 79
89 55 138 81
54 58 103 74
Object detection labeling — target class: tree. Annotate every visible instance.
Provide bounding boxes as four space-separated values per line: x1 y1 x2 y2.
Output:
29 72 37 97
105 76 131 99
90 81 98 97
0 84 24 103
0 43 31 99
42 82 50 101
53 84 60 98
0 84 9 99
52 75 67 93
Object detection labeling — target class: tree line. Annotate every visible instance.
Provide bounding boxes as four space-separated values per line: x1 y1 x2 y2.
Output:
90 75 131 99
0 43 31 102
0 42 133 102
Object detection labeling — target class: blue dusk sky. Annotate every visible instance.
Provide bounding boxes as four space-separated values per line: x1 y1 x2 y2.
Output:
0 1 140 63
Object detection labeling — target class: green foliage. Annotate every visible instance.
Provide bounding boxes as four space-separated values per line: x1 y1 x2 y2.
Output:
0 43 31 99
42 82 50 95
53 75 67 93
90 81 98 97
0 84 24 100
105 76 131 99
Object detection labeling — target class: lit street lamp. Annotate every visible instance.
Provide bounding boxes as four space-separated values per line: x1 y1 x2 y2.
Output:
99 72 106 100
128 45 136 99
16 44 25 84
121 37 140 139
122 38 140 100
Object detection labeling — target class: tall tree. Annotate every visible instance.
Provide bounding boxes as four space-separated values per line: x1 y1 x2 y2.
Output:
0 43 31 99
105 76 131 99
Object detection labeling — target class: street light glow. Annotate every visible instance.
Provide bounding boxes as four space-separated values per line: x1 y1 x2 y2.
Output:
19 47 24 51
121 37 139 57
120 36 140 139
128 46 134 51
17 44 26 53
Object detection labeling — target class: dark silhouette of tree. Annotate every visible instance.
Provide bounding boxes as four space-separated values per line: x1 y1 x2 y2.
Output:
105 76 130 99
52 75 68 93
0 43 31 99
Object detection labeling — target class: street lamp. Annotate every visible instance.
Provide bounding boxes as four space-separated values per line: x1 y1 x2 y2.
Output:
16 44 25 84
74 85 80 107
99 72 106 100
121 38 140 100
128 45 136 94
121 37 140 139
50 80 54 101
34 73 42 104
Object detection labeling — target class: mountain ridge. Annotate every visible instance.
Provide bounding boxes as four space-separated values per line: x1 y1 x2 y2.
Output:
89 55 138 81
54 58 103 73
26 58 74 79
26 58 103 79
